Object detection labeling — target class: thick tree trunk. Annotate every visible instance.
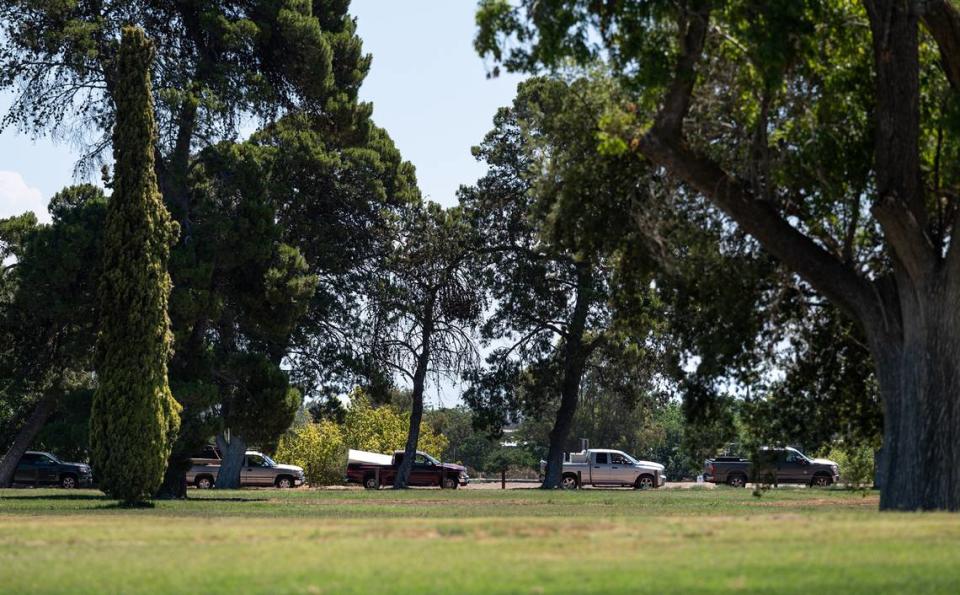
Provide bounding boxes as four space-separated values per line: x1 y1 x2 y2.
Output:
213 430 246 490
395 298 435 489
541 265 593 489
869 280 960 511
0 393 58 487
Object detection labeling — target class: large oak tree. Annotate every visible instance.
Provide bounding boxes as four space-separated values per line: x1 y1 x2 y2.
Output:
477 0 960 509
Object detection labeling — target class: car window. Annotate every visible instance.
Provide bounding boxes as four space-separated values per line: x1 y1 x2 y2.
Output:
39 456 57 465
611 453 630 465
19 453 40 465
246 454 268 467
594 453 608 465
414 454 432 465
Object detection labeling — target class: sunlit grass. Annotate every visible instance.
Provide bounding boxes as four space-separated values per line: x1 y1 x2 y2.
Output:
1 487 957 593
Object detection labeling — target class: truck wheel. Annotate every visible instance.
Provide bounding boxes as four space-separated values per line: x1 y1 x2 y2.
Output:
364 475 380 490
635 475 655 490
442 476 459 490
560 474 579 490
195 475 214 489
275 476 293 489
811 474 832 488
60 474 78 489
727 474 747 488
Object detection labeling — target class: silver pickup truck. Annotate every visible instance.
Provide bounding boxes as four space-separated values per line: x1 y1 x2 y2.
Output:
187 449 305 489
540 448 666 490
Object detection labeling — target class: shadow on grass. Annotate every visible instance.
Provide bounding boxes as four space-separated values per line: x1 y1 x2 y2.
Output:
0 493 108 501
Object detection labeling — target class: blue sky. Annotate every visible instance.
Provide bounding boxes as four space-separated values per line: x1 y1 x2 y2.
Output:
0 0 525 220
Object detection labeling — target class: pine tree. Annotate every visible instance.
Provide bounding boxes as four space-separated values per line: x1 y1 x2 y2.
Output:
90 27 181 504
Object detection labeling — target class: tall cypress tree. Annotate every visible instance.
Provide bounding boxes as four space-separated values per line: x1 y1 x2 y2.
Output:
90 27 181 504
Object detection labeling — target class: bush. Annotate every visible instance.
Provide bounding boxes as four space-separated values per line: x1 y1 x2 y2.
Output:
823 443 875 488
275 391 450 486
341 392 448 459
275 421 345 486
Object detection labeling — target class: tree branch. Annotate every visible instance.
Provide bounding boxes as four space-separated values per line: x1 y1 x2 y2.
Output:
921 0 960 92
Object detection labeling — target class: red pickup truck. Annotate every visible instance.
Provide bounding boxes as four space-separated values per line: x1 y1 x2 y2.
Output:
345 449 469 489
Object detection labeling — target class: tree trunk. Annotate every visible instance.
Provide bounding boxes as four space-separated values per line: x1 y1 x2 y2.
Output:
395 298 435 489
213 430 246 490
0 393 58 487
541 265 593 489
868 279 960 511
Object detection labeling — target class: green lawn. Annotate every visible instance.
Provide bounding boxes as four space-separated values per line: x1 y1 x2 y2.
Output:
1 487 958 594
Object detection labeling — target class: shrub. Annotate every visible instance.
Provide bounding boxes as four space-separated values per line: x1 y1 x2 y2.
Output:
824 443 875 488
275 421 345 486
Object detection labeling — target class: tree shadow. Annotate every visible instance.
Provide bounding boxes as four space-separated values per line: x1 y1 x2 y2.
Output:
0 493 108 501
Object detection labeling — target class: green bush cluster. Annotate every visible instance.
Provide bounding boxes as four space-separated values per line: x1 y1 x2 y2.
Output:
823 444 876 488
276 390 447 486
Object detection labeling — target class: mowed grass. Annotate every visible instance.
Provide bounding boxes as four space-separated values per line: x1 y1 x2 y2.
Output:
1 487 958 594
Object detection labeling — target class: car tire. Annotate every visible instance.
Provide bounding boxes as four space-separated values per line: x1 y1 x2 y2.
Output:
811 474 832 488
442 476 459 490
275 476 293 489
635 474 655 490
727 473 747 488
560 474 579 490
60 474 78 489
364 475 380 490
195 475 214 489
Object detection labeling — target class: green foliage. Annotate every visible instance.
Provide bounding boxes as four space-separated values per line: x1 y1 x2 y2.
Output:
483 446 536 475
222 353 301 449
0 186 105 458
0 0 370 174
340 391 448 459
90 28 180 503
422 406 498 470
274 419 345 486
276 390 449 486
823 443 876 489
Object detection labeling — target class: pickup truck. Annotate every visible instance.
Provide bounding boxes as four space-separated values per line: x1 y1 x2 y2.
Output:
703 446 840 487
13 451 94 488
345 449 469 489
187 447 305 489
540 448 666 490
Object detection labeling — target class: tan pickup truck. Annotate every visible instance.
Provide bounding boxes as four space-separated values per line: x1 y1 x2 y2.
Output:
187 447 305 489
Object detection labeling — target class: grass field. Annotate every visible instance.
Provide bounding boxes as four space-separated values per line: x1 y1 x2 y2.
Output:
1 486 959 594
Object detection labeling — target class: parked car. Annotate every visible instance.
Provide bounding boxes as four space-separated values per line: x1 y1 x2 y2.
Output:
14 451 93 488
703 446 840 487
345 449 469 489
186 448 305 489
540 448 666 490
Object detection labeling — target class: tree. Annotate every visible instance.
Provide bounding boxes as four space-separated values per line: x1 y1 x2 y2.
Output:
368 203 483 488
0 0 370 239
743 304 883 455
461 77 648 488
476 0 960 510
0 186 106 487
89 27 180 504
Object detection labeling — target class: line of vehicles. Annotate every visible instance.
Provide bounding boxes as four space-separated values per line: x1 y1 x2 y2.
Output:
9 444 841 490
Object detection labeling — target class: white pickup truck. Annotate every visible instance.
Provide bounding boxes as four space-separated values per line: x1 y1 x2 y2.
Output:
540 448 666 490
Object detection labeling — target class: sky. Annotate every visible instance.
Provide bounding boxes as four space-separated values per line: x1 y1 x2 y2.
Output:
0 1 525 221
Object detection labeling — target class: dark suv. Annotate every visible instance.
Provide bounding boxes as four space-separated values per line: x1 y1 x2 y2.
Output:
14 451 93 488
